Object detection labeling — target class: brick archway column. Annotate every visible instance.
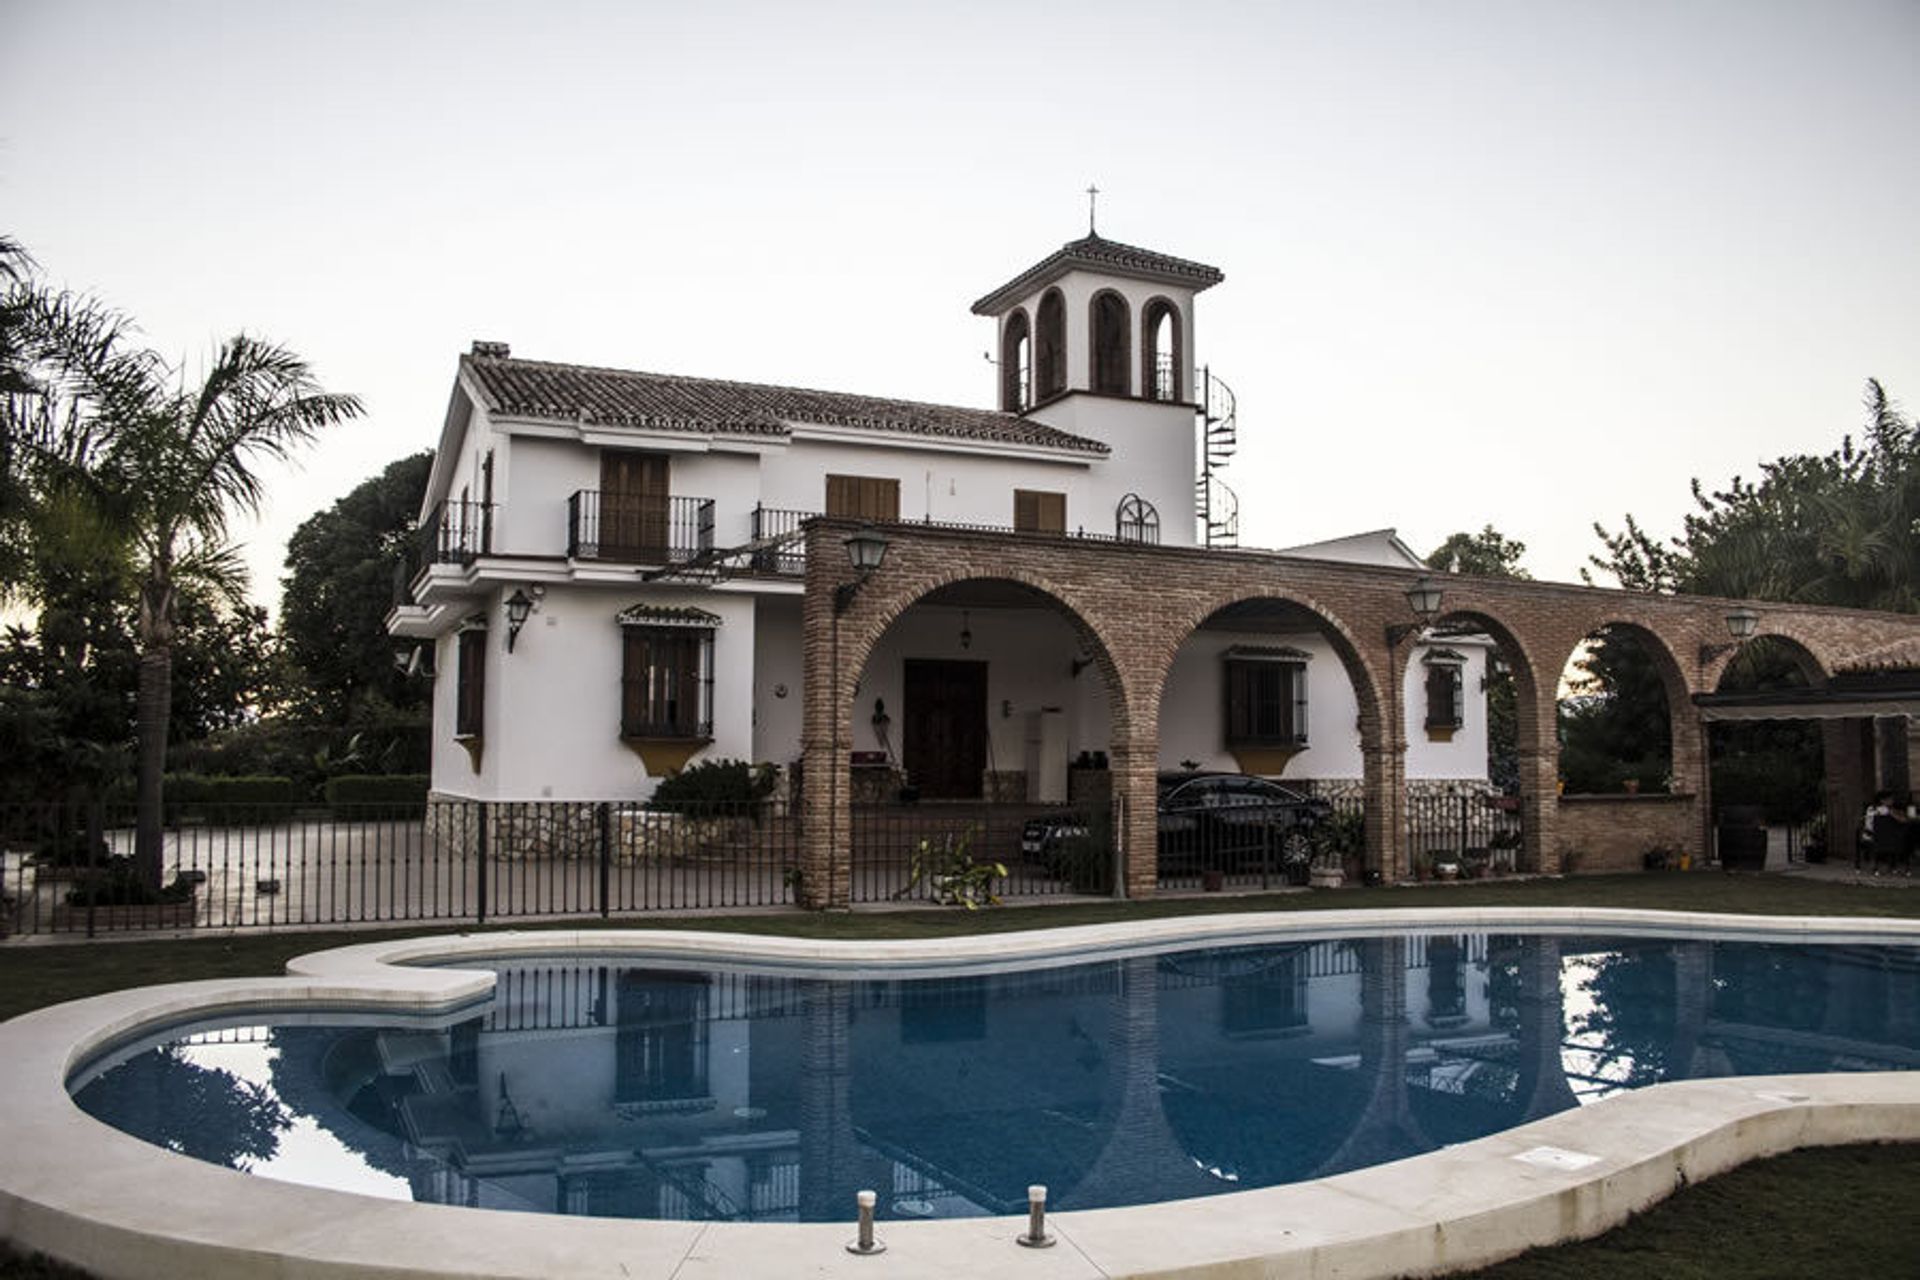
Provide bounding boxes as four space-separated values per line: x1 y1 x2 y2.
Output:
1361 743 1404 879
799 588 853 911
1515 747 1559 873
1670 701 1708 859
1110 732 1160 899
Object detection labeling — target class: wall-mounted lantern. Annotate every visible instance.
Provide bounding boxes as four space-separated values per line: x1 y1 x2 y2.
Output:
1387 576 1444 646
833 527 891 613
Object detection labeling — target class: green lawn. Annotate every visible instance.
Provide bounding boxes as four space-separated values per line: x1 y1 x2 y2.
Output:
2 871 1916 1277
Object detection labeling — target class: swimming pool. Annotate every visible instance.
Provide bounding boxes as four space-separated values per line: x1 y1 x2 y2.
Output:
7 909 1920 1279
68 930 1920 1223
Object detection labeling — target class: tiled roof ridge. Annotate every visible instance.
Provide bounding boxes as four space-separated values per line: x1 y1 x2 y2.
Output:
462 353 1111 454
971 232 1225 314
1063 233 1225 282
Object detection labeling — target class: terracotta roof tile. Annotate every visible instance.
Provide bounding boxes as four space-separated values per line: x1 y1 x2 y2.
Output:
972 234 1225 315
463 355 1109 455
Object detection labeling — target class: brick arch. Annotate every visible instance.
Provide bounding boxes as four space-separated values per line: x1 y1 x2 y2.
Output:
1425 605 1548 731
1705 628 1832 691
829 564 1141 793
1146 586 1385 737
1556 616 1696 793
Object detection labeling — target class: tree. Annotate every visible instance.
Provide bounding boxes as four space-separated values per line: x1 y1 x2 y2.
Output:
279 451 433 722
105 338 363 885
8 263 363 883
1425 525 1532 580
1587 381 1919 609
1579 381 1918 807
1426 527 1529 792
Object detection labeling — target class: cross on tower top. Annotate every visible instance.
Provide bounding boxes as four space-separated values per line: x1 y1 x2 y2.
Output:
1086 184 1099 236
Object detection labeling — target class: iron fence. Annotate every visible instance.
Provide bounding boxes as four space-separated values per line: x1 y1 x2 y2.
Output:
847 802 1110 904
0 798 1122 938
1403 792 1525 879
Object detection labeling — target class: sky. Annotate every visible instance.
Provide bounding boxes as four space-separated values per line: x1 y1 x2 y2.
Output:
4 0 1917 617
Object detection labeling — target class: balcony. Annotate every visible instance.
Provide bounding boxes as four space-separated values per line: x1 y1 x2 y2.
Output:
428 498 495 563
749 505 816 575
568 492 714 563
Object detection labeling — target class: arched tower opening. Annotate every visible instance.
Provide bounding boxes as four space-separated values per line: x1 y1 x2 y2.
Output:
1000 308 1031 412
1090 289 1131 395
1142 297 1181 402
1034 289 1067 401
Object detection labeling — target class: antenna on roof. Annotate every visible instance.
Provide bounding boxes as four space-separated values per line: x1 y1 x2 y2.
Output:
1085 184 1100 236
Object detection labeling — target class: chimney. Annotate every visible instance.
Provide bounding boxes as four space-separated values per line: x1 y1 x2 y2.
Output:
470 340 511 359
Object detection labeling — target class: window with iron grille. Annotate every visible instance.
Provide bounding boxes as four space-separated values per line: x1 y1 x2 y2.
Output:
1423 649 1466 731
455 626 486 738
1223 647 1309 747
621 625 714 739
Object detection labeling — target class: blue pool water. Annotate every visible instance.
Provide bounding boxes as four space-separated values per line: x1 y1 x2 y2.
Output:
72 932 1920 1222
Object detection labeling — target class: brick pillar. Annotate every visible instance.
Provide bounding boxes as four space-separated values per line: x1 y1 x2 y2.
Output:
1671 711 1709 867
1361 743 1403 880
1109 737 1158 899
799 596 853 910
1516 747 1559 873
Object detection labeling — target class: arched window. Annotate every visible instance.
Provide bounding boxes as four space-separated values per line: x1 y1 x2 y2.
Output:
1142 298 1181 401
1034 289 1066 401
1090 290 1130 395
1000 309 1031 411
1115 493 1160 544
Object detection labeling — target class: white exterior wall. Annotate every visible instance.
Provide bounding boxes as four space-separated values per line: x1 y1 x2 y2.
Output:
1402 640 1493 781
432 583 757 801
1159 631 1491 783
849 606 1096 771
759 439 1092 530
1025 395 1196 545
750 597 804 766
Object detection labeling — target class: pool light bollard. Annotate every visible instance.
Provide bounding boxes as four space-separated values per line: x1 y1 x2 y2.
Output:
846 1189 885 1256
1017 1184 1054 1248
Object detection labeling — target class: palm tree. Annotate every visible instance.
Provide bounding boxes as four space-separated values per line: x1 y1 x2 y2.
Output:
103 337 362 885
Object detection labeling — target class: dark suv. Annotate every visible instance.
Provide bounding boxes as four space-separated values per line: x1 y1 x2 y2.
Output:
1021 772 1331 883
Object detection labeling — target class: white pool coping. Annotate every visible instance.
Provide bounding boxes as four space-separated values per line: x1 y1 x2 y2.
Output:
1 906 1915 1279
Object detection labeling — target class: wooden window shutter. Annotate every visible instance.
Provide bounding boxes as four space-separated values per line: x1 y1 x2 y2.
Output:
826 475 898 521
1014 489 1065 533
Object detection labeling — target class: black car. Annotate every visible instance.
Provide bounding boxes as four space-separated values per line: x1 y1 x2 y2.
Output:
1021 772 1331 883
1155 772 1330 876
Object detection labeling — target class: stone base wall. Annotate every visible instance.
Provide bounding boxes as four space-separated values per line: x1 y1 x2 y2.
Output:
425 794 770 863
1295 777 1495 801
1555 793 1702 873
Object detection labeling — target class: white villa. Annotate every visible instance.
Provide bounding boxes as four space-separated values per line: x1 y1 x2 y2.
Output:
389 231 1491 808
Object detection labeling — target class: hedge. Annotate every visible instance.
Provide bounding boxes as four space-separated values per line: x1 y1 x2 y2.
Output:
324 774 429 818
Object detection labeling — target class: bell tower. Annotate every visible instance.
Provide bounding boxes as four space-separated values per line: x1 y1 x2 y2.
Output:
972 230 1225 549
971 232 1223 412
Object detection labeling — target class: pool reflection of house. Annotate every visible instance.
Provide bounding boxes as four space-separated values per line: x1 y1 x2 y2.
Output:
266 938 1920 1221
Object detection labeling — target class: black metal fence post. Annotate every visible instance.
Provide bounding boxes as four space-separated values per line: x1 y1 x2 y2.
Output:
85 800 103 939
475 801 489 927
598 802 612 919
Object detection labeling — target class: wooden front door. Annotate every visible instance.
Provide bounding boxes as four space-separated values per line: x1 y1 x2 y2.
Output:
601 451 670 558
902 659 988 800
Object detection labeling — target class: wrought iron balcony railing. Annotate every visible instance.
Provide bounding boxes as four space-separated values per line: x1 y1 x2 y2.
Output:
749 505 816 575
569 492 714 563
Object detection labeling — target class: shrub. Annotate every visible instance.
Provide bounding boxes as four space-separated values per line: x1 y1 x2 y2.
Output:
648 759 776 817
108 775 304 824
324 774 429 818
63 856 197 906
